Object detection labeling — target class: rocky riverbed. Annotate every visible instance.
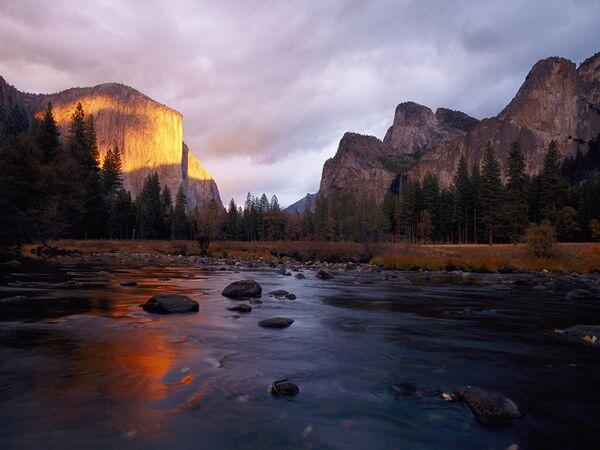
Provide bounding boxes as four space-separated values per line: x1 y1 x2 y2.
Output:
1 254 600 449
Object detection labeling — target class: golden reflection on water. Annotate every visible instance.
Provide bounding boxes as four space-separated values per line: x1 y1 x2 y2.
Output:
31 324 194 441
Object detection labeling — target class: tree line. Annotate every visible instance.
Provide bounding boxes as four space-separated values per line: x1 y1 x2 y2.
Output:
0 101 222 246
1 99 599 246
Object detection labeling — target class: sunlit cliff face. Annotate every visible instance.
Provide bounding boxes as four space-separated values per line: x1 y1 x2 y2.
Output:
26 83 221 207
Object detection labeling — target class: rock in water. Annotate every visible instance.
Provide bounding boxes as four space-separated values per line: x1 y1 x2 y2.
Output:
142 294 199 314
316 270 333 280
554 324 600 347
227 304 252 313
456 386 523 425
222 280 262 298
269 290 289 297
270 379 299 398
258 317 294 328
566 289 594 300
295 273 306 280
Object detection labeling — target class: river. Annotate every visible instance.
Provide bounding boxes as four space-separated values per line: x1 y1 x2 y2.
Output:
1 257 599 449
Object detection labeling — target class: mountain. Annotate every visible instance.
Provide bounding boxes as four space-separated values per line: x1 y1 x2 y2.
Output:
284 193 317 214
316 105 477 204
410 53 600 185
0 77 222 209
382 102 478 155
302 52 600 207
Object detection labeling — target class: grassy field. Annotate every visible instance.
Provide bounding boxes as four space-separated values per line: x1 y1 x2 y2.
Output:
21 240 600 274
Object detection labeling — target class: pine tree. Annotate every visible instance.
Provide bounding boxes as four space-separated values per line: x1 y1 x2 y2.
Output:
314 194 329 240
480 143 504 245
36 102 61 163
172 184 189 240
224 198 239 240
0 133 45 244
538 140 569 223
101 146 124 194
469 161 482 243
137 172 164 239
421 173 440 240
453 154 470 243
2 105 29 139
505 141 529 242
161 185 174 239
81 113 103 238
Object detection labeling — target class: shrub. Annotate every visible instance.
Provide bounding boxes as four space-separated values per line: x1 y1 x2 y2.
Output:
526 221 557 258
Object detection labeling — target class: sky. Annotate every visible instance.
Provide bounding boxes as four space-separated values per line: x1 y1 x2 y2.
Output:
0 0 599 207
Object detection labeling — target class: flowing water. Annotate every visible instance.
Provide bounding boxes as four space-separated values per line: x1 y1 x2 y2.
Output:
1 259 600 450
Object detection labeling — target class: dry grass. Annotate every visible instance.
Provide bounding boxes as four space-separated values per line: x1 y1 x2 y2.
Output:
21 240 600 273
372 243 600 273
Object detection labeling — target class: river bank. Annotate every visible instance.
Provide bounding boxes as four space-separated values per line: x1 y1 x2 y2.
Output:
15 239 600 275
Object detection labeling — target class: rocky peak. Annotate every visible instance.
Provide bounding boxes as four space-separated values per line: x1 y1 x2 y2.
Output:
410 52 600 187
435 108 479 132
383 101 477 154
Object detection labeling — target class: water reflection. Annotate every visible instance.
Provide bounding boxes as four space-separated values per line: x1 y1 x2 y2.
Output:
1 260 600 449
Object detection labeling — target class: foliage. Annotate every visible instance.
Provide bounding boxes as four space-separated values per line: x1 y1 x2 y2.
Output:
526 221 557 258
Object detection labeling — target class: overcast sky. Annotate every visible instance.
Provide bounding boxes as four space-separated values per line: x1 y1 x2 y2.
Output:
1 0 599 206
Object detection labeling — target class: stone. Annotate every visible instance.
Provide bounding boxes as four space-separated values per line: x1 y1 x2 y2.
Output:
227 304 252 313
269 290 289 297
554 325 600 347
120 280 138 286
269 379 299 398
566 289 594 300
142 294 199 314
316 270 333 280
258 317 294 328
285 293 297 300
295 273 306 280
221 279 262 298
456 386 523 425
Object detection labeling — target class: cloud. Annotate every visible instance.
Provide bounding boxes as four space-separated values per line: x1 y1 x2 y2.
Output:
0 0 599 205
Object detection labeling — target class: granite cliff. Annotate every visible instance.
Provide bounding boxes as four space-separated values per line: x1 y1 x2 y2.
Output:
411 53 600 185
0 77 222 209
307 52 600 207
317 105 477 203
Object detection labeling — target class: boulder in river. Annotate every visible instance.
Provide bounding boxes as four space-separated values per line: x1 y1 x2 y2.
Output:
285 293 297 300
316 270 333 280
120 280 138 287
295 273 306 280
142 294 199 314
456 386 523 425
566 289 594 300
222 279 262 298
227 304 252 313
554 324 600 347
259 317 294 328
269 379 299 397
269 290 289 297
